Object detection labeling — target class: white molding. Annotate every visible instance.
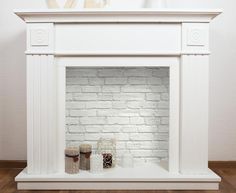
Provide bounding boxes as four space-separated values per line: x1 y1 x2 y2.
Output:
14 9 222 23
57 62 66 173
54 51 182 56
17 182 219 190
169 62 180 173
57 56 179 67
24 51 211 56
181 51 210 55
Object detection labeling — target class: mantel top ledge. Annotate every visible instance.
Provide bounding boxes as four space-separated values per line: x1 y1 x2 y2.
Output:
14 9 222 23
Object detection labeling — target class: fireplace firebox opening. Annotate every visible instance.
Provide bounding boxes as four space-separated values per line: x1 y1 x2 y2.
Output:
66 67 169 168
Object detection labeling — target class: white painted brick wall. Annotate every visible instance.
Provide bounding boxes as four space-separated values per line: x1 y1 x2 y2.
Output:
66 67 169 164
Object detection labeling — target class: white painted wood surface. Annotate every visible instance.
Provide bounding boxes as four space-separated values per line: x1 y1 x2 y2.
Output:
182 23 209 53
169 62 180 173
57 63 66 173
26 55 57 174
14 9 221 190
55 24 181 53
27 23 54 53
14 9 222 23
180 55 209 174
16 163 220 190
57 56 179 67
16 163 220 182
17 182 219 190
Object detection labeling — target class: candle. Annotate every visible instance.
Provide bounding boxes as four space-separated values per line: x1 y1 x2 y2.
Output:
65 147 80 174
79 144 92 170
90 154 103 174
102 153 113 168
121 154 134 168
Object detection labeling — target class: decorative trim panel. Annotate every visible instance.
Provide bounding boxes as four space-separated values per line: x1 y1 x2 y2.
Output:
26 55 58 174
30 28 49 46
55 24 181 53
27 23 54 52
182 23 209 53
180 55 209 174
187 28 207 46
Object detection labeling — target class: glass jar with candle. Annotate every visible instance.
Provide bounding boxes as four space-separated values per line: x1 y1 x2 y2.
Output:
97 138 116 168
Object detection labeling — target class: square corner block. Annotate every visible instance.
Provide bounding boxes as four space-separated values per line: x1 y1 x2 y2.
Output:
187 28 207 46
182 23 209 53
30 28 49 46
27 23 54 51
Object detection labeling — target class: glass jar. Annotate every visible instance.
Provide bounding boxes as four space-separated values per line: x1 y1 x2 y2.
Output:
46 0 78 9
97 138 116 168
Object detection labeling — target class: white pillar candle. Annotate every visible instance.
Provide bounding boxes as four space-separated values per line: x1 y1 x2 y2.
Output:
121 154 134 168
90 154 103 174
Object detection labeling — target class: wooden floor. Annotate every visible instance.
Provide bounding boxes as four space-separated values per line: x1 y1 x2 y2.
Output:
0 166 235 193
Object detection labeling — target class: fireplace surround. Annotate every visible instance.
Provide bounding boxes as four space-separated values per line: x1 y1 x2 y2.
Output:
15 9 222 190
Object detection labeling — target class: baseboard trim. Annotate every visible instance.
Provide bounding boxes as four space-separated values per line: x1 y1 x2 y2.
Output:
0 160 235 169
208 161 236 168
0 160 27 169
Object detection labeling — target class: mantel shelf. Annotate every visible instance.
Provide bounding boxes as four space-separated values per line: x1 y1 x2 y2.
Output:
14 9 222 23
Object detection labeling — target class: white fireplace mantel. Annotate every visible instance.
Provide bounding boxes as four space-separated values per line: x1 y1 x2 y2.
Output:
15 9 222 190
15 9 221 23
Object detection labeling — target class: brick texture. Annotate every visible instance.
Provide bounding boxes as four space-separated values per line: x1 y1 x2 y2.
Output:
66 67 169 164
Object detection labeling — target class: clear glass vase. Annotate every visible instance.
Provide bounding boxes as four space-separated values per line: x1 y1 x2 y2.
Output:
144 0 167 9
46 0 78 9
84 0 110 8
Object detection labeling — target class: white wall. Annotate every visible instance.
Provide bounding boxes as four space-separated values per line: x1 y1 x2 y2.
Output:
0 0 235 161
0 1 44 160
